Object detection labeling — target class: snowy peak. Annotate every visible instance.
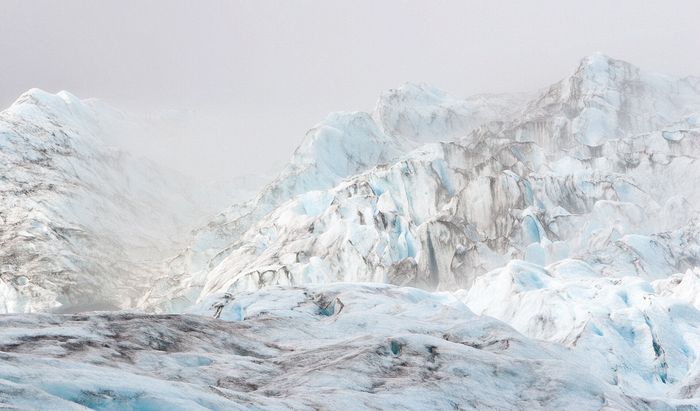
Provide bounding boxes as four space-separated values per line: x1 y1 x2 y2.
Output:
374 82 530 143
289 111 406 179
257 110 408 212
375 82 454 115
572 53 630 90
10 88 82 112
510 53 700 149
5 88 99 133
557 53 643 101
0 90 223 313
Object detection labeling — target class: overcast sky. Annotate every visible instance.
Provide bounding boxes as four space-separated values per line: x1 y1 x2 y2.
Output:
1 0 699 179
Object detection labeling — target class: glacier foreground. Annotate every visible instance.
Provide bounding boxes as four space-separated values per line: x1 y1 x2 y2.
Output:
3 54 700 409
3 283 698 410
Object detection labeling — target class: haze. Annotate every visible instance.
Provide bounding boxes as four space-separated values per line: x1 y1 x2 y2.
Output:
1 0 699 180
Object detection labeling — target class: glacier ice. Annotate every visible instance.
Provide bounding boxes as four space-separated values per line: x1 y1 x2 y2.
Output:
3 283 695 410
3 54 700 409
156 54 700 308
0 89 245 313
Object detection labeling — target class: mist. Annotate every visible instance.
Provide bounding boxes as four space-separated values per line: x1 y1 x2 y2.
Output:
1 0 699 180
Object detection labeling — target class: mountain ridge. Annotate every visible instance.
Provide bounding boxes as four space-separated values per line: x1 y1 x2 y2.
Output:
4 54 700 409
148 54 700 311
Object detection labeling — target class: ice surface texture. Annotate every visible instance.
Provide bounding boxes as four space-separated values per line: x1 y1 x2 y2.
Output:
3 54 700 409
3 283 693 410
154 54 700 310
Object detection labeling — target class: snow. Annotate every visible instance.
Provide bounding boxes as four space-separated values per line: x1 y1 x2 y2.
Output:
463 259 700 399
3 54 700 408
161 114 700 305
0 89 245 313
374 82 531 143
0 284 685 410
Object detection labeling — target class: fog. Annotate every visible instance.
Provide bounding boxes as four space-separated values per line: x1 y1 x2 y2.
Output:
1 0 699 180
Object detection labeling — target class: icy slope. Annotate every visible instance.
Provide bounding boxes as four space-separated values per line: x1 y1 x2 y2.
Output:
475 53 700 150
143 111 413 310
374 82 531 143
173 83 530 277
0 89 225 313
0 283 682 410
146 86 536 310
157 125 700 308
3 54 700 409
463 260 700 400
151 54 700 310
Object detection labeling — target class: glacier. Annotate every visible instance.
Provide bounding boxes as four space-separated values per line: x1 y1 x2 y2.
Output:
0 89 246 314
2 54 700 409
4 283 698 410
152 53 700 308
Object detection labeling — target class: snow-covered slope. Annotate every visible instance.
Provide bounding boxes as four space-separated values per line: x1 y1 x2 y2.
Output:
2 283 692 410
374 82 531 143
4 54 700 409
146 84 532 310
150 55 700 312
475 53 700 150
463 260 700 400
142 111 413 310
0 89 230 313
132 54 700 405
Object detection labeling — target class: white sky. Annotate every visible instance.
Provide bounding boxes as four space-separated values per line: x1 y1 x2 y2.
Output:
1 0 699 179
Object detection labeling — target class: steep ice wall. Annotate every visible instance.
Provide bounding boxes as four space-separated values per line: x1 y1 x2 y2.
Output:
143 111 413 311
149 55 700 313
154 124 700 309
147 82 540 311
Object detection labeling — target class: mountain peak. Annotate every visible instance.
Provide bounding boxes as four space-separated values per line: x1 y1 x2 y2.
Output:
6 89 97 132
567 53 641 93
290 111 404 178
374 82 529 143
10 88 81 110
578 52 615 67
377 82 452 106
510 53 700 148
